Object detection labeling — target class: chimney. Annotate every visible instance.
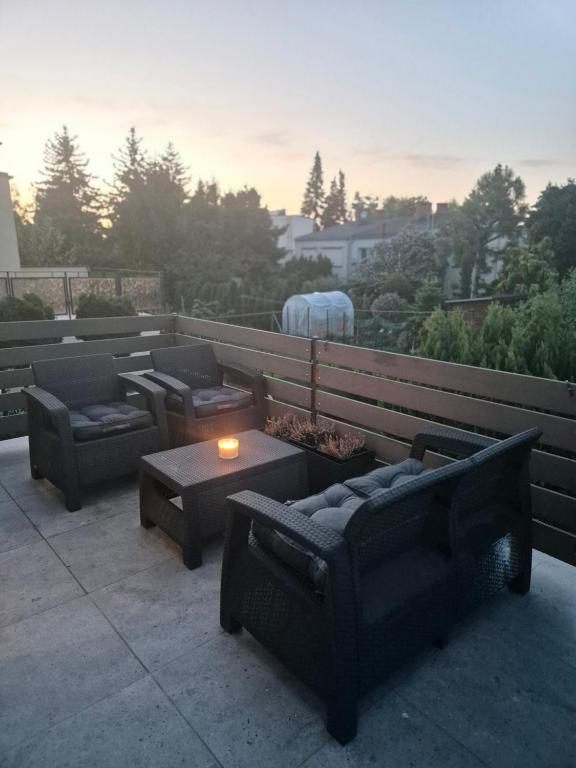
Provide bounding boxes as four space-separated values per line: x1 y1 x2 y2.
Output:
435 202 449 216
355 208 369 224
414 201 432 220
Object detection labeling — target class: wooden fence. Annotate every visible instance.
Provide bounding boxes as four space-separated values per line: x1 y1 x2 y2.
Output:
1 313 575 567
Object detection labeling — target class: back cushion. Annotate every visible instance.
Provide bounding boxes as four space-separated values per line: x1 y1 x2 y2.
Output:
32 354 119 410
152 344 220 389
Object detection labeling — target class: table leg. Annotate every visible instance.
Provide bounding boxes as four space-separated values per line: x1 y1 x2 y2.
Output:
139 470 157 529
182 493 203 569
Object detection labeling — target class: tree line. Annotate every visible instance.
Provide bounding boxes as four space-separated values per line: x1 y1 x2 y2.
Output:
300 151 576 299
13 126 333 318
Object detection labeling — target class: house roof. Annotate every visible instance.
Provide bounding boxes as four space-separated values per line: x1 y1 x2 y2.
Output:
294 215 430 243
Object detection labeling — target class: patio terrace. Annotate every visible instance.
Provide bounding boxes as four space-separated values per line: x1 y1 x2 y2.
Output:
1 314 575 767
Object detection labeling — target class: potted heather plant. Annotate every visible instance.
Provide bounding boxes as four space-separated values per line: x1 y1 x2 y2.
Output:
264 413 375 493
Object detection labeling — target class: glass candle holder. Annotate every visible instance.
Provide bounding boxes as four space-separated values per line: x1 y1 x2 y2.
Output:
218 437 239 459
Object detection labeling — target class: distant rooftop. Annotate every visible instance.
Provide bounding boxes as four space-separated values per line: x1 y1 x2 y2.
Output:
295 213 431 243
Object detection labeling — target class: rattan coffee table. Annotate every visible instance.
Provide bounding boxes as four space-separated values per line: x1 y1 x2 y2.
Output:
140 429 307 569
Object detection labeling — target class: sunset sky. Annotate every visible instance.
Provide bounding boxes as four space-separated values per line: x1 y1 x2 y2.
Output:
1 0 575 211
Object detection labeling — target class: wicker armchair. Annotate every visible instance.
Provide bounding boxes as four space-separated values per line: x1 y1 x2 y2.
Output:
220 427 541 744
25 353 169 511
145 343 265 447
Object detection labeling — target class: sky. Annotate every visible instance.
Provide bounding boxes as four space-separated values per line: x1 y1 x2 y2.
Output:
1 0 575 212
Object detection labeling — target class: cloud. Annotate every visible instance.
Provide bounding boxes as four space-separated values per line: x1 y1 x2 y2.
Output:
353 147 466 169
401 153 466 169
250 131 289 146
518 158 558 167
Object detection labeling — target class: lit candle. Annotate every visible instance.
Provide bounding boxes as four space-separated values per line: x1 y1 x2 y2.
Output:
218 437 239 459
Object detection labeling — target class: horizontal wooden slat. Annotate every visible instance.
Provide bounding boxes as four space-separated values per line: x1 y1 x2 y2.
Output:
0 391 25 411
176 316 310 359
317 365 576 453
0 368 34 388
265 400 311 421
532 486 576 533
318 389 467 445
530 451 576 496
0 333 175 368
0 314 174 342
317 341 576 417
264 378 312 410
316 390 576 496
175 334 311 384
0 412 27 439
533 520 576 566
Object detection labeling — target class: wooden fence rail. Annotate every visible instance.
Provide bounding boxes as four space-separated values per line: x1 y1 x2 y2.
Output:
1 314 574 567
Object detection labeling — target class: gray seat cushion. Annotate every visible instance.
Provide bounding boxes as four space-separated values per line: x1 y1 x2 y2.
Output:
166 386 253 417
252 459 438 593
344 458 432 496
69 402 153 442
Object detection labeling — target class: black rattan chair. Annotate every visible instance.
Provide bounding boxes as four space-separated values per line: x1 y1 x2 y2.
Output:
25 353 169 511
220 427 541 744
145 343 265 446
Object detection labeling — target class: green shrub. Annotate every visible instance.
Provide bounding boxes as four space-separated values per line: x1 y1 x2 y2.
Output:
75 294 136 319
75 293 138 343
477 302 517 371
0 293 55 322
507 291 576 380
0 294 60 350
417 308 477 365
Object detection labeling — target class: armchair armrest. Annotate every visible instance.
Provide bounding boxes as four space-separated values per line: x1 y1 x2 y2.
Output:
144 371 195 415
226 490 345 562
118 373 169 448
410 428 493 462
24 386 73 443
220 362 265 404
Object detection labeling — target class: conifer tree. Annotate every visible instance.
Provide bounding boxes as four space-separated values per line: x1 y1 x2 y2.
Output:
320 177 341 229
301 151 325 229
160 142 189 190
112 126 147 196
336 170 348 222
34 125 102 263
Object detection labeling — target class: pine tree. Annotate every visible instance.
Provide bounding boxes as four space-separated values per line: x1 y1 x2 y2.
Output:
336 170 347 222
160 142 189 190
112 127 147 196
320 177 340 229
34 125 102 264
301 151 324 229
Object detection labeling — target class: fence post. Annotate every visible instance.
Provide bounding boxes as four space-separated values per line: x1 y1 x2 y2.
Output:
310 336 318 424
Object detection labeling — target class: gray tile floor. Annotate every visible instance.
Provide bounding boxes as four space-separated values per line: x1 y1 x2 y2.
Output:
1 436 575 768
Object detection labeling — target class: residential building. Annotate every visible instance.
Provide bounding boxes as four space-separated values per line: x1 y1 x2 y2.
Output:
294 202 435 282
0 172 20 272
269 209 314 259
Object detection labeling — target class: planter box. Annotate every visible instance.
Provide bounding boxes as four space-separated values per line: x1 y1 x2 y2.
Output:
288 440 376 494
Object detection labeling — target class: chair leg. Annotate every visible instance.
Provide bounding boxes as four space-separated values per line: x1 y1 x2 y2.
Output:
326 699 358 745
508 569 531 595
65 491 82 512
140 513 155 529
220 610 242 634
64 477 82 512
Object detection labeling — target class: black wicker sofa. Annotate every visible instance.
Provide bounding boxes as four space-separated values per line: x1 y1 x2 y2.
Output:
220 427 541 744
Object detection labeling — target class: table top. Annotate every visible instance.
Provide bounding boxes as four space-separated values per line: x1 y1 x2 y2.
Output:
141 430 305 494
